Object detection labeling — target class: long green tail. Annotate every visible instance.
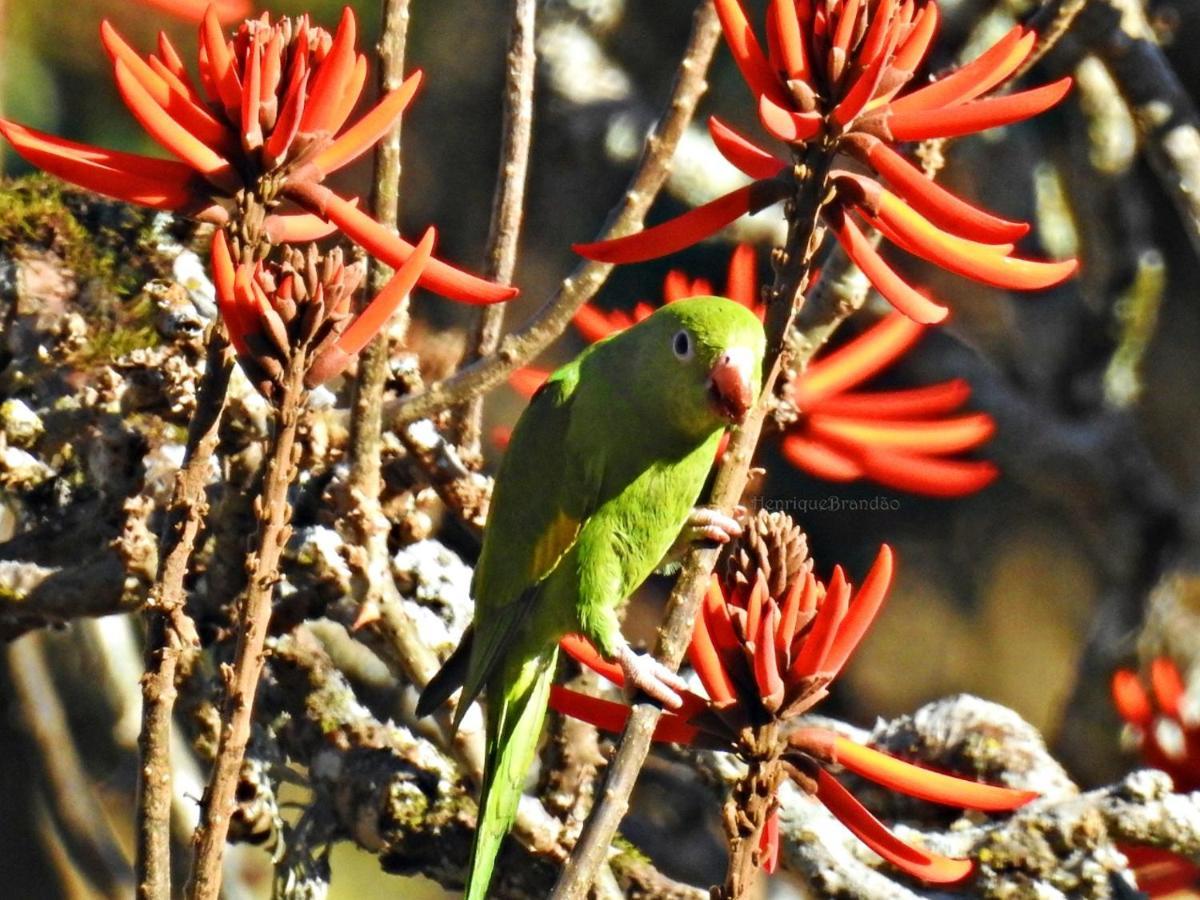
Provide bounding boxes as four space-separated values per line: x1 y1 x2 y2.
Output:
465 646 558 900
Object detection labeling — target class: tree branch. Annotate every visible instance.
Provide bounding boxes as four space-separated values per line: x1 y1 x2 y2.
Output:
136 328 233 900
458 0 538 455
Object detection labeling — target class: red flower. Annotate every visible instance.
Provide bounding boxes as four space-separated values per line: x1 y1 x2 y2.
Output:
1112 659 1200 793
1111 660 1200 896
552 546 1037 884
210 228 433 394
783 312 997 496
574 0 1077 324
0 6 516 306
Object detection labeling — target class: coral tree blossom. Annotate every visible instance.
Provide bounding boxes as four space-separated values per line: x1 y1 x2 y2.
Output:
552 544 1037 884
0 6 516 305
575 0 1077 324
1111 660 1200 896
510 246 996 497
209 229 433 395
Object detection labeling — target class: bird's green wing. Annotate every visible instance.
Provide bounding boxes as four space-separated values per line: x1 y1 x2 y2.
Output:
453 360 600 727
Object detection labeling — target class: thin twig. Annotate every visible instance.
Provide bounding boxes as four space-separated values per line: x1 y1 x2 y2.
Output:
551 138 836 898
6 634 133 900
345 0 412 622
458 0 538 455
386 0 724 428
136 329 234 900
187 355 307 900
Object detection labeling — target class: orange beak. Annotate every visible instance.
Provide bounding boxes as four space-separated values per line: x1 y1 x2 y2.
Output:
708 348 756 422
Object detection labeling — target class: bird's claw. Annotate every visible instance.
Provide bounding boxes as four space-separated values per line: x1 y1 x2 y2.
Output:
616 646 687 710
683 505 744 546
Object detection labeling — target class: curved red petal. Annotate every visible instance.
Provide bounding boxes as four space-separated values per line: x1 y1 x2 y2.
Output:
715 0 791 106
334 227 435 358
113 59 235 183
560 634 625 687
794 312 925 408
0 119 196 210
689 600 740 704
758 94 824 144
768 0 810 82
815 380 972 419
1111 669 1154 728
815 768 976 884
1150 658 1185 720
781 433 865 481
725 242 760 310
311 70 422 177
824 545 894 676
873 192 1077 290
864 140 1029 243
890 28 1034 115
548 686 700 744
573 303 626 342
858 446 999 496
707 116 787 180
827 211 949 323
575 182 782 264
301 6 358 135
833 736 1038 810
806 411 995 455
790 567 849 680
886 77 1073 141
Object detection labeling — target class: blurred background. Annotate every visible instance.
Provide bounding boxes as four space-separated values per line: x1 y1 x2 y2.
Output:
3 0 1200 896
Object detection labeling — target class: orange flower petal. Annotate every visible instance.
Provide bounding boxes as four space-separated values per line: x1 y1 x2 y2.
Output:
824 545 893 676
263 208 346 243
886 77 1073 141
548 686 700 744
560 634 626 686
745 572 768 648
815 380 972 419
689 599 739 704
1150 658 1185 720
301 7 358 135
1111 669 1154 728
112 59 235 183
858 446 998 496
889 28 1034 115
572 303 627 342
574 181 786 264
832 736 1038 810
334 227 435 358
768 0 810 81
873 191 1077 290
758 94 824 144
310 70 422 178
509 366 550 398
327 53 369 137
707 116 787 180
200 6 243 116
753 602 786 704
806 412 995 455
827 210 949 323
715 0 791 106
210 230 252 355
790 567 849 679
815 768 976 884
725 243 760 310
794 312 925 408
287 185 518 304
781 433 865 481
864 140 1029 243
889 0 939 77
760 807 781 874
0 118 196 210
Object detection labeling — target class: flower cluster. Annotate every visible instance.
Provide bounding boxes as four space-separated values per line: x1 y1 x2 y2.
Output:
574 0 1077 324
1111 659 1200 896
0 7 516 305
784 310 996 496
509 246 996 497
552 515 1036 885
210 229 433 396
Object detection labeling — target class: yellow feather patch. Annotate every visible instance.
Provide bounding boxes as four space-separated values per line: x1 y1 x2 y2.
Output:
531 510 581 580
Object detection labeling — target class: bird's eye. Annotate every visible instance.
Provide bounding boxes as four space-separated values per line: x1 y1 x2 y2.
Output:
673 329 693 361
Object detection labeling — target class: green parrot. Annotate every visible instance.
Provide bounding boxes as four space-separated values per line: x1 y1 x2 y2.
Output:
416 295 766 899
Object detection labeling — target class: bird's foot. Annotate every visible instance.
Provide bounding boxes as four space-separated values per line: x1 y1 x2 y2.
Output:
616 645 687 710
683 505 745 545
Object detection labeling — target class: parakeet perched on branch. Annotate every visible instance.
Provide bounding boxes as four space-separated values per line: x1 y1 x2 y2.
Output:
416 295 766 900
